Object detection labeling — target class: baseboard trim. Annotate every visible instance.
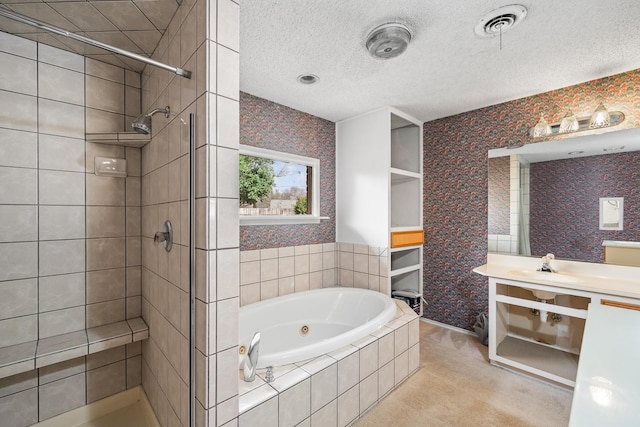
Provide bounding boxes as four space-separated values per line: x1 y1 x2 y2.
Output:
32 385 159 427
420 317 476 336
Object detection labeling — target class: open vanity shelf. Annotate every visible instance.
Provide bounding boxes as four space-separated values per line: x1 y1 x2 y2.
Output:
337 107 424 315
477 254 640 388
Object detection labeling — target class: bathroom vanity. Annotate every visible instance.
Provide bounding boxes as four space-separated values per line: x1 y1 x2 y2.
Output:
474 253 640 388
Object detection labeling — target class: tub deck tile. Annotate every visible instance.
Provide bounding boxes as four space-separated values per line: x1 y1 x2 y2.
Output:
238 370 266 396
297 355 336 375
353 334 377 349
239 383 278 415
328 344 358 361
268 367 310 393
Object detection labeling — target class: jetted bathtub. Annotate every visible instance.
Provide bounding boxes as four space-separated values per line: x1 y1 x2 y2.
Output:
238 287 397 368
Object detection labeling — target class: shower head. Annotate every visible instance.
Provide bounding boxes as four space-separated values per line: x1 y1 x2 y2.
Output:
132 106 170 135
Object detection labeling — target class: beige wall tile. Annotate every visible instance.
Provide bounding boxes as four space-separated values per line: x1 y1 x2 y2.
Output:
39 206 85 240
39 170 85 205
217 0 239 52
39 273 85 312
86 298 125 328
38 98 85 139
216 96 239 149
87 237 126 271
39 134 85 172
0 128 37 169
0 242 37 281
38 63 84 106
0 388 38 427
0 278 37 320
85 58 124 83
86 268 126 304
0 32 36 59
0 90 37 133
39 239 85 276
85 107 124 133
0 315 37 347
86 75 125 113
0 51 37 96
0 206 37 243
217 46 239 101
0 167 37 205
39 306 85 338
87 360 126 403
38 372 86 421
86 206 126 238
86 174 126 206
39 44 84 73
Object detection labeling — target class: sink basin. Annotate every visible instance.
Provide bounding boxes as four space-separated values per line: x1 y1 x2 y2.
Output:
507 270 582 299
509 270 582 284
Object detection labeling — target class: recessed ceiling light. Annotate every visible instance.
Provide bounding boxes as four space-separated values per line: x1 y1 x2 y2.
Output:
297 74 319 85
603 146 625 152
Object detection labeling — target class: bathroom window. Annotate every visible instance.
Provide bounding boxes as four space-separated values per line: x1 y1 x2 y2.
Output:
239 145 322 225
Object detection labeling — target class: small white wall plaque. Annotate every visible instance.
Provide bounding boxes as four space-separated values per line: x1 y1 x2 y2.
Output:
600 197 623 231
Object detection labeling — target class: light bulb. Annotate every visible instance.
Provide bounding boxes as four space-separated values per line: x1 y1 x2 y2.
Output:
559 110 579 133
532 113 551 138
589 103 611 129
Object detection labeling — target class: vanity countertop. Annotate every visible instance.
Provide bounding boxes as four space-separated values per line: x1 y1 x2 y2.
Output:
474 254 640 300
569 303 640 426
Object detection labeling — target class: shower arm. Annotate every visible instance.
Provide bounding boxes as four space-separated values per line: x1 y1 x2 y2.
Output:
0 7 192 79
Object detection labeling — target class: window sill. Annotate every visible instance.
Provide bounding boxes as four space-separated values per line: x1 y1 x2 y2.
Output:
240 215 330 226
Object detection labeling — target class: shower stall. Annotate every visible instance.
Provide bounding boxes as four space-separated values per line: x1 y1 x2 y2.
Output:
0 1 240 426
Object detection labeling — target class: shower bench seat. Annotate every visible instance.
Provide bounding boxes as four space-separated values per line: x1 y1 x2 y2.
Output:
0 317 149 381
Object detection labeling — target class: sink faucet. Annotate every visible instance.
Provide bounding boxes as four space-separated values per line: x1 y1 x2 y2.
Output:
538 253 557 273
243 332 260 382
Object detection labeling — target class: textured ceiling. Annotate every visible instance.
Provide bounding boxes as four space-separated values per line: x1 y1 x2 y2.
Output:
0 0 181 72
240 0 640 122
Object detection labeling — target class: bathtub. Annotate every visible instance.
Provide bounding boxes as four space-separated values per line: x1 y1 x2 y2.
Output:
238 287 397 368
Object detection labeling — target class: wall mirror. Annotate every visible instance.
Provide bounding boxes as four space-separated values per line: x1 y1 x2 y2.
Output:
488 127 640 264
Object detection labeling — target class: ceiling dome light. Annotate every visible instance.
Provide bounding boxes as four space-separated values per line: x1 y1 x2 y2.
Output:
366 23 412 60
297 74 319 85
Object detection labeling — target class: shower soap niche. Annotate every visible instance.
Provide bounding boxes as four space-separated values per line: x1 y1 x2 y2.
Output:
95 156 127 177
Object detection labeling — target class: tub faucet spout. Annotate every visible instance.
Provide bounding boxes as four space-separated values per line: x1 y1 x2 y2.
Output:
243 332 260 382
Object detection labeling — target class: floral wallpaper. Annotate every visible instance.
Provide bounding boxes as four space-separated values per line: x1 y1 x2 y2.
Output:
239 92 336 250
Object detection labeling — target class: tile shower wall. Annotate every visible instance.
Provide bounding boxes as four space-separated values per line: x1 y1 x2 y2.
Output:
530 151 640 262
239 242 389 305
139 0 240 426
423 69 640 330
0 32 142 426
239 92 336 250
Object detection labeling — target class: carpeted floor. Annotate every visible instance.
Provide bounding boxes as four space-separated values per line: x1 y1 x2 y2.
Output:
355 320 573 427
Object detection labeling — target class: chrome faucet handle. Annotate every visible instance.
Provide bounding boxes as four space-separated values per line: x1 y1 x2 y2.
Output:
243 332 261 382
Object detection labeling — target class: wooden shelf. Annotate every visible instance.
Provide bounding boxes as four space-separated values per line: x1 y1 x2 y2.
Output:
0 317 149 380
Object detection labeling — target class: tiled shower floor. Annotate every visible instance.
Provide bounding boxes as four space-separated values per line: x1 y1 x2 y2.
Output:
76 402 156 427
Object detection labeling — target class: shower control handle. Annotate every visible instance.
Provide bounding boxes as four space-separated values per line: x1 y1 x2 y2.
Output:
154 220 173 252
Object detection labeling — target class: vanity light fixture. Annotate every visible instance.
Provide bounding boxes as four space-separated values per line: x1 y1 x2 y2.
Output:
532 113 551 138
529 104 624 139
559 110 579 134
589 103 611 129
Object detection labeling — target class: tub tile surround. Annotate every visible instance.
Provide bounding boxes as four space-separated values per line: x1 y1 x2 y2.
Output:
238 301 420 427
240 242 389 305
0 31 148 427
